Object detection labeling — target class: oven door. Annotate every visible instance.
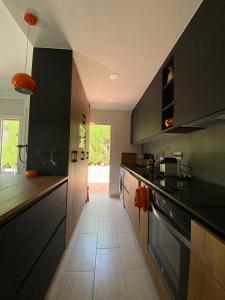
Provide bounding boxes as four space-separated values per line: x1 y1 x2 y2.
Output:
149 205 190 300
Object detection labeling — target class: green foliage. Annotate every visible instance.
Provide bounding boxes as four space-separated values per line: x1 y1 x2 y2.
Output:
1 120 19 168
89 124 110 165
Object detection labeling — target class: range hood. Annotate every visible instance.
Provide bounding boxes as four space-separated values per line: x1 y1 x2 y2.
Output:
166 109 225 134
181 110 225 129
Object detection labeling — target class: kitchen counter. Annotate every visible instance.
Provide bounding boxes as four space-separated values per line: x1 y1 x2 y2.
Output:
0 175 68 224
122 165 225 240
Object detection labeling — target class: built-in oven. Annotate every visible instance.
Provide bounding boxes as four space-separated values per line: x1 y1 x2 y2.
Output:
149 191 191 300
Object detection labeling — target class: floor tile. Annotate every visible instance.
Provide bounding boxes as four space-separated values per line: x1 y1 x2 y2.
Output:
93 248 130 300
115 212 134 233
97 221 119 248
57 272 94 300
78 213 98 233
119 232 147 270
66 233 97 271
125 269 160 300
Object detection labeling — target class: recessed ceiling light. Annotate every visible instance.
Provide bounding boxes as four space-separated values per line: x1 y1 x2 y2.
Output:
109 73 120 80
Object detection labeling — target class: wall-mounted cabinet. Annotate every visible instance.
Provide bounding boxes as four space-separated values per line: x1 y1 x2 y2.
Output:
174 0 225 127
131 71 162 144
131 0 225 144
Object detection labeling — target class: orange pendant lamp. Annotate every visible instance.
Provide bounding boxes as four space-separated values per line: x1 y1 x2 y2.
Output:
12 13 37 95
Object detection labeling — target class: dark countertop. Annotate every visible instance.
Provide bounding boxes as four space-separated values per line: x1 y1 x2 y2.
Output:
122 165 225 240
0 175 68 225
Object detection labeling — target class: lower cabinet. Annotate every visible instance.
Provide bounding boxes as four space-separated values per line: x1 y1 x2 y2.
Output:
188 221 225 299
0 182 67 300
17 220 65 300
0 221 16 300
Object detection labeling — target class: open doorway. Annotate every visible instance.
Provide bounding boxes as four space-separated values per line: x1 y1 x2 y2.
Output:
88 124 111 194
0 117 22 175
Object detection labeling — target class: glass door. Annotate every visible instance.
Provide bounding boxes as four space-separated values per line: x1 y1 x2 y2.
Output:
0 118 21 175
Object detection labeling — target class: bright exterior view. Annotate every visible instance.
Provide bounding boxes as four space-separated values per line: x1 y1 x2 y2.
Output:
88 124 111 194
0 119 20 175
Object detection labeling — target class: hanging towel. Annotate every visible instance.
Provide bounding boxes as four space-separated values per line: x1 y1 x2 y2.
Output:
135 187 142 209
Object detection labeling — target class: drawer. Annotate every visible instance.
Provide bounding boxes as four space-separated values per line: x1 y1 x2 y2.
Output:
15 183 67 288
191 221 225 290
0 220 16 300
17 220 65 300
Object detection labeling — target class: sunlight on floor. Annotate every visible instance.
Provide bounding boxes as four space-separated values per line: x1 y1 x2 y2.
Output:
44 194 160 300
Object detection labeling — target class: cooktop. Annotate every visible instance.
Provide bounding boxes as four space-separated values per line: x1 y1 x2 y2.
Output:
157 177 225 208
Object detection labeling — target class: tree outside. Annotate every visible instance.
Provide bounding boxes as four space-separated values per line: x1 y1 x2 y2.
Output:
89 124 110 165
88 124 111 194
1 119 20 172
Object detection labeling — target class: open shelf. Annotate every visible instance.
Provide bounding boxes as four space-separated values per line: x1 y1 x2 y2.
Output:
162 57 174 130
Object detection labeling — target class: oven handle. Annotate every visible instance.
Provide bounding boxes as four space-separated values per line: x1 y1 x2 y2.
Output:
152 205 191 249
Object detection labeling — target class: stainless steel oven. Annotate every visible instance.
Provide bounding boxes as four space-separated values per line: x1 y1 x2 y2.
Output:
149 191 191 300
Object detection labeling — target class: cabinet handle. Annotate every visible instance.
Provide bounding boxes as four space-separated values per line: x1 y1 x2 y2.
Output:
86 151 89 160
81 151 85 160
71 150 77 163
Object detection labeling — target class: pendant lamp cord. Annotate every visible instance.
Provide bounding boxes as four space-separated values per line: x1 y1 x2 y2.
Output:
25 24 30 73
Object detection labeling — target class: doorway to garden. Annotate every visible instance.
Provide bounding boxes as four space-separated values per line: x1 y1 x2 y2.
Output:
88 124 111 194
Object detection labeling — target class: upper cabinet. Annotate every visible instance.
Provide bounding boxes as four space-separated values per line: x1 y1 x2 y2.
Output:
131 0 225 143
131 71 162 144
174 0 225 126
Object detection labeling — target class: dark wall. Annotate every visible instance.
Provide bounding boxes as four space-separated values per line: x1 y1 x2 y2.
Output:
27 48 72 175
142 124 225 186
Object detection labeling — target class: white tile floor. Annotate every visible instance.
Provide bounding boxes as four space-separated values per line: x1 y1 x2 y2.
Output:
44 194 160 300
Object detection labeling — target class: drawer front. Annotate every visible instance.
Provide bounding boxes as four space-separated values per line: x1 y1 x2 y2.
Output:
16 183 67 288
17 220 65 300
191 221 225 290
0 220 16 300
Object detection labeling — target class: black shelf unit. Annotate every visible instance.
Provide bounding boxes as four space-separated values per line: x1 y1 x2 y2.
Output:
162 58 174 130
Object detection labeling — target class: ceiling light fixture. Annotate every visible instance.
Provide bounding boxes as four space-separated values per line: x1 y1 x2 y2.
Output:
11 13 37 95
109 73 120 80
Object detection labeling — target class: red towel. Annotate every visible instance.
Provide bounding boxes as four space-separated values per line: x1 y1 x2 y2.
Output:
135 186 148 211
135 187 142 209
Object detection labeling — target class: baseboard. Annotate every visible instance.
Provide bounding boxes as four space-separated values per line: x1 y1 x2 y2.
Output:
109 193 120 198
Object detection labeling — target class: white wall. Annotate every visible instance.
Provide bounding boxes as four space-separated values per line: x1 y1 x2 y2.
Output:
90 110 141 195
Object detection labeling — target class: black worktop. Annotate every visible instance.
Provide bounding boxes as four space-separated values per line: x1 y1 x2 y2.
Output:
122 165 225 240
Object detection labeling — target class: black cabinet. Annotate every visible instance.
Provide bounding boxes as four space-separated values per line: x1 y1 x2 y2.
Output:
131 71 162 144
15 183 67 288
174 0 225 126
17 220 65 300
0 182 67 300
0 221 16 300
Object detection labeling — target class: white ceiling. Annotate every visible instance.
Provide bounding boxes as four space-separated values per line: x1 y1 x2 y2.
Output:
2 0 202 110
0 1 33 97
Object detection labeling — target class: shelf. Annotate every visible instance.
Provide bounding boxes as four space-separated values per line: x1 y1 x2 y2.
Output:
162 101 174 111
163 78 174 90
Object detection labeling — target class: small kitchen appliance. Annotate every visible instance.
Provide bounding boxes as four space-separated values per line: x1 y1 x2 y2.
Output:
160 157 177 176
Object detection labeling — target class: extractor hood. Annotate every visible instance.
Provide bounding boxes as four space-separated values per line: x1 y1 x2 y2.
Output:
181 110 225 129
165 109 225 134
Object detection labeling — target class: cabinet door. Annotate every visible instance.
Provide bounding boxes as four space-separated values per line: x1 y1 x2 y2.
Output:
174 0 225 126
188 253 225 300
131 71 162 144
15 183 67 288
0 221 16 300
130 176 140 235
190 221 225 290
17 220 66 300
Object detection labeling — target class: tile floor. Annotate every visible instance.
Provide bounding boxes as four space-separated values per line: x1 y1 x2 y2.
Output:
44 194 160 300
